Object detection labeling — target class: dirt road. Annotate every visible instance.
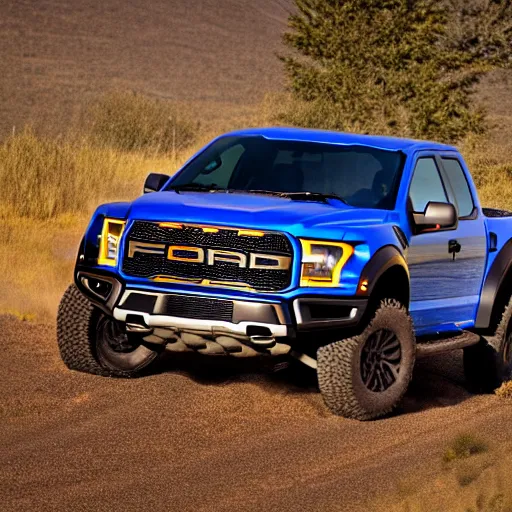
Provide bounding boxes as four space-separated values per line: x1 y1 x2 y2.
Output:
2 315 512 511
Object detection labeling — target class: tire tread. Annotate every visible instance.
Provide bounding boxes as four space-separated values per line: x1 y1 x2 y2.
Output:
317 299 415 421
57 284 134 377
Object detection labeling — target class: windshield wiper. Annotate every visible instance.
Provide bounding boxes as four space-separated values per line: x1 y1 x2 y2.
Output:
169 186 347 203
241 189 284 197
282 192 347 203
243 190 347 204
168 183 225 193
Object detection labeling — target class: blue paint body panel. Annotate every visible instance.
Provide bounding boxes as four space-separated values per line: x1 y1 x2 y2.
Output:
79 128 512 337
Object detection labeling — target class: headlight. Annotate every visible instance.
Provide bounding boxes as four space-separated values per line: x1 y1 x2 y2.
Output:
98 218 125 267
300 240 354 287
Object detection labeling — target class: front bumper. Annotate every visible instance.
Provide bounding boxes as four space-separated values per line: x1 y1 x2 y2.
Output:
76 270 368 342
114 290 289 339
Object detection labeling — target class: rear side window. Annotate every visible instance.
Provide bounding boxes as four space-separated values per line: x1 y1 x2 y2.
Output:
441 158 475 218
409 158 447 212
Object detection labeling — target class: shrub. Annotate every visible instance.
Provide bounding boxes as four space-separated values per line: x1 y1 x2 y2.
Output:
261 92 405 137
280 0 512 142
87 90 200 155
443 434 488 463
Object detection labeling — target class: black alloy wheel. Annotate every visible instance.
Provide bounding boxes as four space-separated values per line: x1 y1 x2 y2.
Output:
96 315 141 355
360 329 402 392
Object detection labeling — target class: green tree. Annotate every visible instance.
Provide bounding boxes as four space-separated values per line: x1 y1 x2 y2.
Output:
279 0 511 142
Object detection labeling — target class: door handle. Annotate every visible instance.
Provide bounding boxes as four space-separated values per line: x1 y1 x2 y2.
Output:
449 239 462 260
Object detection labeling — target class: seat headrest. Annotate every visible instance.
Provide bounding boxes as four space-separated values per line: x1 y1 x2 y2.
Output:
272 163 304 192
372 170 391 198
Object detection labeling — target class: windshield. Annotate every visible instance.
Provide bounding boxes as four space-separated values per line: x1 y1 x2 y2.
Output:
167 135 405 210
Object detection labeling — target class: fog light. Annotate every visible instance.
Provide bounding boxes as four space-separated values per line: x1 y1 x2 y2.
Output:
82 277 113 300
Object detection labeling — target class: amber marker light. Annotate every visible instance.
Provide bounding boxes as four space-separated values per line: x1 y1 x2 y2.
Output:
159 222 183 229
202 227 219 233
238 230 265 237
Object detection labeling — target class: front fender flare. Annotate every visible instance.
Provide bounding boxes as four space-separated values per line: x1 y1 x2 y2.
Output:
357 245 410 304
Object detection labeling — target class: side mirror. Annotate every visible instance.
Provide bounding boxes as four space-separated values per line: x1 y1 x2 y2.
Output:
143 173 170 194
413 201 458 233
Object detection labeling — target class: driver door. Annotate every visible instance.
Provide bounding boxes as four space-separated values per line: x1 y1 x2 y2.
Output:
407 154 486 333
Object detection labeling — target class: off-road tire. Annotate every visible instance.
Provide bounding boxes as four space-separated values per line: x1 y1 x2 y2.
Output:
317 299 416 420
464 297 512 393
57 284 160 377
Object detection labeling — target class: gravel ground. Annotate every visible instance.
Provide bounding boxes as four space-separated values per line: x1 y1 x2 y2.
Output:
2 315 512 511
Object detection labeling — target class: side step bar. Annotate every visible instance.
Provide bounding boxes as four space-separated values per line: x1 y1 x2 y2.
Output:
292 331 482 370
290 350 318 370
416 331 481 359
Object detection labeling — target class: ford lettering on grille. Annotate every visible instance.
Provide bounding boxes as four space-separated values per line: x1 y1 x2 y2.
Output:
121 221 294 291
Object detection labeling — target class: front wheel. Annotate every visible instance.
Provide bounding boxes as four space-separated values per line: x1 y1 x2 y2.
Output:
317 299 416 420
57 284 161 377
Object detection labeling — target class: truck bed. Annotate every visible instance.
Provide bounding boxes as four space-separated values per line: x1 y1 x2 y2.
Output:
483 208 512 259
483 208 512 218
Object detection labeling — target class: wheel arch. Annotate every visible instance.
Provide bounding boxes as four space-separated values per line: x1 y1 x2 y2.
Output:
358 245 410 308
476 238 512 332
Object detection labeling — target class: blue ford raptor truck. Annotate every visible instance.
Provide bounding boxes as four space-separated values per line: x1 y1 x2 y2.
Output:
57 128 512 420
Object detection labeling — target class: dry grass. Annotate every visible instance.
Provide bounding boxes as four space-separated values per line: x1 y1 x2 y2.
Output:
0 91 209 320
495 381 512 399
0 130 202 221
260 92 411 138
379 439 512 512
461 130 512 210
0 216 83 320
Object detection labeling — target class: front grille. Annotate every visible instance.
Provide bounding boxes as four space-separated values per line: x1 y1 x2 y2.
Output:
160 295 233 322
127 222 292 252
122 221 294 292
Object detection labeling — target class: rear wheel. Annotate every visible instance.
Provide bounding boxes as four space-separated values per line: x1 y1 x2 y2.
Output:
317 299 415 420
464 298 512 393
57 284 161 377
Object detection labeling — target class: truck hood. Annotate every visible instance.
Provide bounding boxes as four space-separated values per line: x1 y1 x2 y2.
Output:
127 191 393 238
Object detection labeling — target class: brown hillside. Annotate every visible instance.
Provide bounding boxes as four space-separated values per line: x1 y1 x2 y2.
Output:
0 0 292 137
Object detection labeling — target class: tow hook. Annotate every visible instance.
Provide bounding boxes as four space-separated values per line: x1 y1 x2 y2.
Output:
125 315 153 335
249 335 276 348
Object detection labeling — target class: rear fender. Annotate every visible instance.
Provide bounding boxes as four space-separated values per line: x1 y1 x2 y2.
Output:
475 238 512 331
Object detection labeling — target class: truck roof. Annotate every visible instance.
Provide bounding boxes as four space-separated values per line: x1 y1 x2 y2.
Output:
226 127 458 153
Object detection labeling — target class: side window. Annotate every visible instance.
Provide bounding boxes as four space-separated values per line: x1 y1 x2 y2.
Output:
441 158 475 218
409 157 448 212
193 144 245 188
